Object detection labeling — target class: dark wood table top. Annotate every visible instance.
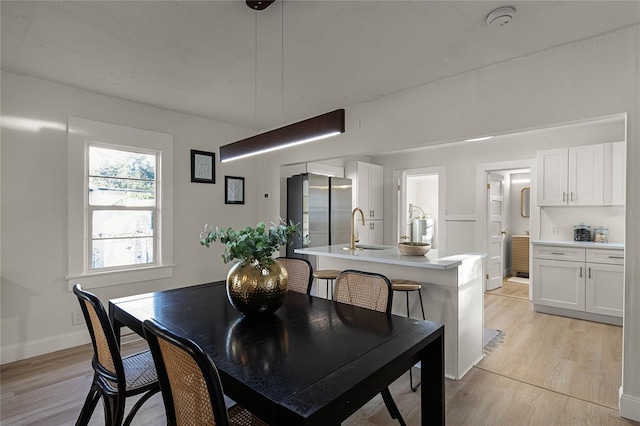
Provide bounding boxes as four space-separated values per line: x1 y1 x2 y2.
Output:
109 281 444 425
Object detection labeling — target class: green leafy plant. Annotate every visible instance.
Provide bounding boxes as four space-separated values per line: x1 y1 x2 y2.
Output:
200 219 299 264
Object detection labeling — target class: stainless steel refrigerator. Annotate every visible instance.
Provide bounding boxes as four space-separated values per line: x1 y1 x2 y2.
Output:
286 173 352 258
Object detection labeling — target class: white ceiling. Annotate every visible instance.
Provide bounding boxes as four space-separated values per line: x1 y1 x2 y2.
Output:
2 1 639 131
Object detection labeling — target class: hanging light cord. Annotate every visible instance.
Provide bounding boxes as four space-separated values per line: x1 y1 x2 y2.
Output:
281 0 285 126
254 9 258 130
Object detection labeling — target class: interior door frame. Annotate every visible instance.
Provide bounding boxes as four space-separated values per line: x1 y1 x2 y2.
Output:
476 159 537 298
486 172 506 291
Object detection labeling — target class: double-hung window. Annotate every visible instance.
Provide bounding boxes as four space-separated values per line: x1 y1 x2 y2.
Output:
67 117 174 289
88 145 157 270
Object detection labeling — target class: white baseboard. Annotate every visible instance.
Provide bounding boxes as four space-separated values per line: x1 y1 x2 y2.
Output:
1 327 143 365
620 387 640 422
1 331 90 365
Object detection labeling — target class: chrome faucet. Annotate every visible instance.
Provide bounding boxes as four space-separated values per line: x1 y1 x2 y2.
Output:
349 207 365 250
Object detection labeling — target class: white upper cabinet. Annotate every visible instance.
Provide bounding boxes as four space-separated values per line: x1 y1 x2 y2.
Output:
537 148 568 206
568 144 603 205
355 220 384 245
345 161 384 219
604 141 626 206
536 143 618 206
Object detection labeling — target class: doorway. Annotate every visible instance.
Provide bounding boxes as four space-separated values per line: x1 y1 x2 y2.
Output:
476 160 535 297
393 166 445 248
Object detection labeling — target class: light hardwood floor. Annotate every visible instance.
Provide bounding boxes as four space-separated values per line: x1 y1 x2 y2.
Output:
2 281 637 425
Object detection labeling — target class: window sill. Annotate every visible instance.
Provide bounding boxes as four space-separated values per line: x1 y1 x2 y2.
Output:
66 264 175 291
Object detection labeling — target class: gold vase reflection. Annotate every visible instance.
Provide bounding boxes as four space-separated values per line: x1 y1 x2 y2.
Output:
226 258 288 316
225 315 289 374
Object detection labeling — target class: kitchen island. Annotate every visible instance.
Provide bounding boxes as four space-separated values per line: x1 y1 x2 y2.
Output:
295 244 486 380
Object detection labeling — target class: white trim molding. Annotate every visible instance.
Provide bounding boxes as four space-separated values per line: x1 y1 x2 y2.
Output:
0 331 90 365
67 117 174 290
620 387 640 422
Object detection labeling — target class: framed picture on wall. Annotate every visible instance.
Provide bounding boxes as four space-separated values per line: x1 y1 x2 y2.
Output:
191 150 215 183
225 176 245 204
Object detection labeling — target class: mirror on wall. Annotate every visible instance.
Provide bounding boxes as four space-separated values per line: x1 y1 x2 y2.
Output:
520 187 530 218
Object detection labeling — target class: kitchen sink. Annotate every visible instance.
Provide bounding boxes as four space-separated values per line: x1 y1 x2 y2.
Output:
355 244 389 250
342 244 389 251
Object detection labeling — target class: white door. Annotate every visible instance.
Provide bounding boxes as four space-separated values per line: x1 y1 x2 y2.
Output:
486 173 505 291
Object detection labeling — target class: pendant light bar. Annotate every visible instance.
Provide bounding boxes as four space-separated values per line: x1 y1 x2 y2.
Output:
220 109 345 162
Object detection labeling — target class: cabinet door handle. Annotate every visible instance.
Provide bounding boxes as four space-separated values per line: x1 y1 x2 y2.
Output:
588 267 591 279
608 256 624 259
571 192 575 202
579 266 583 278
563 192 566 202
550 252 565 255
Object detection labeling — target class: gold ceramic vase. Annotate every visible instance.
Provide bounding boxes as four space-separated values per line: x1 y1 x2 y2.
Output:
226 258 288 316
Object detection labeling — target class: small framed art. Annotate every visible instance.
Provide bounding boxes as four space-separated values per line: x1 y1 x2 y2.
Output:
191 150 215 183
225 176 245 204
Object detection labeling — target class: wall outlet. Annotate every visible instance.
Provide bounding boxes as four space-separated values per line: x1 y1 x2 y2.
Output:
72 309 85 325
551 226 558 235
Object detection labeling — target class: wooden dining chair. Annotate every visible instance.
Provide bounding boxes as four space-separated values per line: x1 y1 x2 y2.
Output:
143 318 268 426
73 284 160 426
276 256 313 294
333 270 406 426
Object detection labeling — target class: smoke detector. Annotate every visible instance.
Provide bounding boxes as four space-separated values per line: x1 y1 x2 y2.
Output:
486 6 516 28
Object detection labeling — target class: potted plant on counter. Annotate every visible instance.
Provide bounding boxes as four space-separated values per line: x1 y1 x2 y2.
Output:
200 219 299 315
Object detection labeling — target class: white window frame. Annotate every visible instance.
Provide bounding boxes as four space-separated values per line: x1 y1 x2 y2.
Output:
67 117 174 290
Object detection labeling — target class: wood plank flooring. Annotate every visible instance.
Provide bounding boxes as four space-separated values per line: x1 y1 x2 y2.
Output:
2 281 635 425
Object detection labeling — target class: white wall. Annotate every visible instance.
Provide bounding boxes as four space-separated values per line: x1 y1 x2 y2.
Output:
258 25 639 420
0 71 264 361
2 23 639 422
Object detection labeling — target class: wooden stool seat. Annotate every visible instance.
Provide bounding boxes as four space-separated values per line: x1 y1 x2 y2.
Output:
390 278 425 393
313 270 341 279
313 270 341 299
390 279 422 292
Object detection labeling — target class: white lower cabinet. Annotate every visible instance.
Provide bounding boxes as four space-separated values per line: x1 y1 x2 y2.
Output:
533 244 623 323
586 262 624 317
533 259 584 311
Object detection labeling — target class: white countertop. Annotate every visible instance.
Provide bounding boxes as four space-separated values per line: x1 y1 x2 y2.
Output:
294 244 486 270
532 240 624 250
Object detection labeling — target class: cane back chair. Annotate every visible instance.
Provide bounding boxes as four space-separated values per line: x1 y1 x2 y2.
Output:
276 256 313 294
333 270 406 426
143 318 268 426
73 284 160 426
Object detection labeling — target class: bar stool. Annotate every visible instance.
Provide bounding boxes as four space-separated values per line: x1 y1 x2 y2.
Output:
313 269 341 299
390 278 425 392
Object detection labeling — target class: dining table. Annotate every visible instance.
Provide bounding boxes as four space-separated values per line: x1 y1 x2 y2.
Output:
109 281 445 425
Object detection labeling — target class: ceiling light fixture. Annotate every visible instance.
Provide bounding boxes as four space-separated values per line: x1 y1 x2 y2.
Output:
246 1 275 11
464 136 494 142
220 109 345 162
220 1 346 163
